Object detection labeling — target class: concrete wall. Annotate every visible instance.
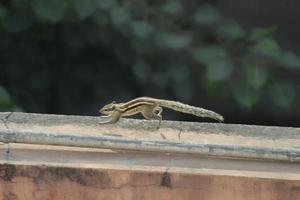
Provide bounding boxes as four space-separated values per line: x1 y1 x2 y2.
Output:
0 112 299 200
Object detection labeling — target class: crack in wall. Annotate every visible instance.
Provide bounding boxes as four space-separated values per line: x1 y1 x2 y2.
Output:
6 143 10 164
1 112 13 130
109 183 210 191
160 133 166 140
110 183 159 190
178 128 182 142
108 181 208 191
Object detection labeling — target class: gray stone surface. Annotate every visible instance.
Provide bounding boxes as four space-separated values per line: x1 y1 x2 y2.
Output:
0 112 299 162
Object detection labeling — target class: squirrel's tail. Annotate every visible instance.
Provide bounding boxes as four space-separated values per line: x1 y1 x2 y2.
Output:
158 99 224 122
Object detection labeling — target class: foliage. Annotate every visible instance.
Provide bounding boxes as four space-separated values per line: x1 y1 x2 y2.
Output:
0 86 18 111
0 0 299 113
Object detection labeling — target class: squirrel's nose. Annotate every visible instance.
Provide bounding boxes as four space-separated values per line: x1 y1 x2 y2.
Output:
99 107 104 113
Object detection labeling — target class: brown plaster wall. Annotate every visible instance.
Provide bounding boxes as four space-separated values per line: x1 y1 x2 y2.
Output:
0 164 300 200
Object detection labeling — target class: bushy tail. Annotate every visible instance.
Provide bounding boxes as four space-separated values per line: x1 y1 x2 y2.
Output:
158 99 224 122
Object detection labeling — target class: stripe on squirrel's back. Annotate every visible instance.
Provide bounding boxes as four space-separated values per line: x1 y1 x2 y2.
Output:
118 97 224 122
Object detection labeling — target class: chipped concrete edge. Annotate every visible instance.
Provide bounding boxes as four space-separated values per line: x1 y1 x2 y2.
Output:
1 129 300 162
0 112 299 162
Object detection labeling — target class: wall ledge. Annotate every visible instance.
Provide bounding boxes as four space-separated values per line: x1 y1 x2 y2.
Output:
0 112 299 162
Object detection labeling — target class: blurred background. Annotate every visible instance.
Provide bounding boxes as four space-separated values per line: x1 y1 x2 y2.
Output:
0 0 300 126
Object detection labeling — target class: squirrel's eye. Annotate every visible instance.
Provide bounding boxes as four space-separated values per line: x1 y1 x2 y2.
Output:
105 106 114 111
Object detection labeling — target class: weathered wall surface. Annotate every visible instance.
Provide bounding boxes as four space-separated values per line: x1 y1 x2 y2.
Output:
1 164 300 200
0 112 299 200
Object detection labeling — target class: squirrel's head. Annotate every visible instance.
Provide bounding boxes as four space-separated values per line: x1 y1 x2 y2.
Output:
99 101 116 115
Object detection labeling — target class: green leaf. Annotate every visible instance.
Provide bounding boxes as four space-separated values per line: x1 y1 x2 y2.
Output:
246 67 268 89
193 46 226 65
280 51 300 69
251 38 281 58
232 82 259 108
130 21 154 39
193 5 220 25
93 12 109 26
73 0 96 19
31 0 65 23
206 60 234 82
173 81 194 101
216 19 245 40
12 0 31 6
168 64 190 82
249 26 277 41
156 32 191 50
95 0 116 10
161 0 183 15
0 86 11 106
152 73 169 88
0 5 7 20
268 81 295 108
110 7 131 27
2 12 31 32
132 59 151 82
